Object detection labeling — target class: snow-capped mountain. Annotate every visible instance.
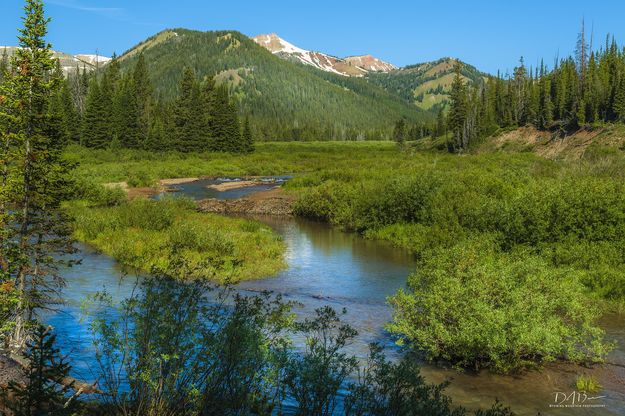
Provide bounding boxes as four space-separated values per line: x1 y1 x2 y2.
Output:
0 46 110 74
75 54 112 67
344 55 396 73
252 33 395 77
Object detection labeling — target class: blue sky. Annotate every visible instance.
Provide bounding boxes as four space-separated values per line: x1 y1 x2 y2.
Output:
1 0 625 74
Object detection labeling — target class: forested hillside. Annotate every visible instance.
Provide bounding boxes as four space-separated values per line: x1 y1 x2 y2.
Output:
366 58 486 112
116 29 429 140
443 31 625 153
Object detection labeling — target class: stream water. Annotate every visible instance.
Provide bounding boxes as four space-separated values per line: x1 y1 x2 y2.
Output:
44 178 625 415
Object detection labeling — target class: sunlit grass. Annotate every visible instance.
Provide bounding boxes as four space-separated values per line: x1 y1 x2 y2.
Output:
68 198 286 282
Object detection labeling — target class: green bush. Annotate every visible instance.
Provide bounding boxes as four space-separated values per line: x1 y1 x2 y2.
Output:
388 237 613 373
72 176 126 207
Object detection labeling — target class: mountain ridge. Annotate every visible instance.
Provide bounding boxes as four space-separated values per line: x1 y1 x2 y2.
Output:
114 28 429 140
252 33 396 76
0 46 110 74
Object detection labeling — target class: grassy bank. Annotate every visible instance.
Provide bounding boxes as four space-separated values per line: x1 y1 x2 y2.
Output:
67 137 625 371
68 198 286 282
66 141 403 187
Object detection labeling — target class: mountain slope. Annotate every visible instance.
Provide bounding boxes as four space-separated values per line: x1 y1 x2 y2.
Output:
249 34 486 114
252 33 395 77
117 29 428 140
366 58 486 112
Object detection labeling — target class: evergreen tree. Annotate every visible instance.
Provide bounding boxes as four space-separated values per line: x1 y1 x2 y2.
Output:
6 326 78 416
147 99 173 151
435 108 446 138
512 57 528 124
200 76 217 148
173 67 204 152
242 116 255 153
114 74 141 148
133 53 152 145
212 84 242 152
576 98 587 126
614 76 625 122
0 48 8 83
392 118 406 144
47 62 68 146
448 62 468 152
82 78 110 148
0 0 76 351
225 101 242 152
537 61 553 129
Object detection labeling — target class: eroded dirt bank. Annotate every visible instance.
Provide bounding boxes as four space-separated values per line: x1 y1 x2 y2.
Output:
197 187 295 216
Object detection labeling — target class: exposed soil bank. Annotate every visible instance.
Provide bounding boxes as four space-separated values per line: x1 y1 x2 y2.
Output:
478 126 625 159
197 187 295 216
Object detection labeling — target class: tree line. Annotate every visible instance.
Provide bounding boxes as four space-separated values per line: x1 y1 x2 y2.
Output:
444 24 625 152
43 54 254 153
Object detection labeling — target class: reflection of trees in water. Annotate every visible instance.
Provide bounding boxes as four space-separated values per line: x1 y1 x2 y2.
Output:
83 268 505 416
253 215 414 266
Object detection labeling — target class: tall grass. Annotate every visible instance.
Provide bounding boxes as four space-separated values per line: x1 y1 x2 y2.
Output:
68 198 286 282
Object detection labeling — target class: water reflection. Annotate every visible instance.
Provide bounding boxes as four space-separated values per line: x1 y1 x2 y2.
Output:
41 179 625 415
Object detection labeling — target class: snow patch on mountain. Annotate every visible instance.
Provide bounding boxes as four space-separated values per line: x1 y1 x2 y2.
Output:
1 46 111 74
75 54 112 66
252 33 395 77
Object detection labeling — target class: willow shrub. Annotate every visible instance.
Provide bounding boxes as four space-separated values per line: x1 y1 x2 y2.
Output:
388 237 613 373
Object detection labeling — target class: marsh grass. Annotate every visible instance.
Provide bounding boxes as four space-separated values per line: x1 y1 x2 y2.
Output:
68 198 286 281
575 374 603 393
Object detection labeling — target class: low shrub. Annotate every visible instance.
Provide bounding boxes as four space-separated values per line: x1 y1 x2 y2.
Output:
388 237 613 373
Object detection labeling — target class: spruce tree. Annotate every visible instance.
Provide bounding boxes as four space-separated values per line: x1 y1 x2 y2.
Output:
0 48 8 83
225 101 242 152
0 0 76 351
212 84 236 151
613 77 625 122
392 118 406 144
200 76 217 149
512 57 528 124
133 53 152 145
173 68 204 152
6 326 78 416
47 62 68 146
448 62 468 152
537 62 553 129
114 74 141 148
435 108 446 138
82 78 110 148
242 116 255 153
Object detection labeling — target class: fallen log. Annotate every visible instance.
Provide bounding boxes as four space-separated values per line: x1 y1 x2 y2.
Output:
7 352 103 395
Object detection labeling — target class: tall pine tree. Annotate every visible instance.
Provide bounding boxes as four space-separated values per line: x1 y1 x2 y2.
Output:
448 62 468 152
0 0 76 351
173 68 204 152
